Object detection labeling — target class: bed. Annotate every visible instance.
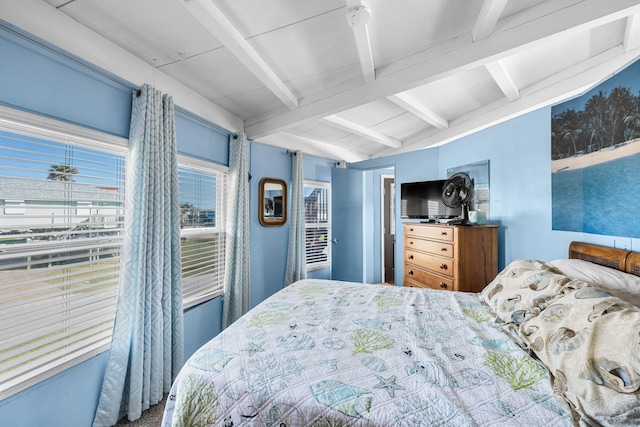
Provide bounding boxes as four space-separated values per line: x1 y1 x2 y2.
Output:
162 241 640 426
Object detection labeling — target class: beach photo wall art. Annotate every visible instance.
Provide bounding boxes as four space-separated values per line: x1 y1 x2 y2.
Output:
551 59 640 239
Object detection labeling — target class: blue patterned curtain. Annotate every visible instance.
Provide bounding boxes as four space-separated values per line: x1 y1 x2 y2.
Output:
222 133 251 328
284 150 306 286
93 84 184 426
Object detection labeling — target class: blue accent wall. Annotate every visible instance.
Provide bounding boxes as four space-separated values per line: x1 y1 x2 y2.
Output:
249 142 292 307
351 150 440 285
0 20 133 138
354 108 640 286
183 297 223 360
176 110 230 166
249 142 334 307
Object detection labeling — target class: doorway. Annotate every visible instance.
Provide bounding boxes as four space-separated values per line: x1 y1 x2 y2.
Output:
382 175 395 284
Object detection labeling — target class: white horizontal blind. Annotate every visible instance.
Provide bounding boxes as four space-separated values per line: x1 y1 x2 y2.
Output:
304 181 330 270
0 129 125 398
178 163 226 308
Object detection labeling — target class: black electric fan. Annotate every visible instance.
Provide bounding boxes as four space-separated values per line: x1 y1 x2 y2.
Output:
441 172 474 225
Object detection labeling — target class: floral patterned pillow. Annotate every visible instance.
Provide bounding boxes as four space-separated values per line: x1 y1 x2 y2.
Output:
479 259 586 326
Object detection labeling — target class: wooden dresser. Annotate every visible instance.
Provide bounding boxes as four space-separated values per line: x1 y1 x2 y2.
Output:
403 223 498 292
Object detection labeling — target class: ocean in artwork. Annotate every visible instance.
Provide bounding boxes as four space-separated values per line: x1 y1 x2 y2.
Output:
552 152 640 238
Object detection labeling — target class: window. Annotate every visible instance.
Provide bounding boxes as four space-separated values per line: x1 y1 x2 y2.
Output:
304 181 330 271
0 109 230 398
0 121 126 399
178 158 227 308
4 199 25 215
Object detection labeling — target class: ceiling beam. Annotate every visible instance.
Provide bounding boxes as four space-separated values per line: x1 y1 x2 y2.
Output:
473 0 509 42
323 115 402 148
260 132 369 163
245 0 640 139
388 93 449 129
624 13 640 51
346 0 375 83
176 0 298 110
485 60 520 101
376 44 640 157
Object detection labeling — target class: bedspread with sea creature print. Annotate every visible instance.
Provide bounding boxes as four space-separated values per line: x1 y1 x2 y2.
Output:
162 279 573 426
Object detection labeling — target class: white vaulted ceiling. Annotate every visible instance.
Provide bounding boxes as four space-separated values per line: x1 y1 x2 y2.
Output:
12 0 640 161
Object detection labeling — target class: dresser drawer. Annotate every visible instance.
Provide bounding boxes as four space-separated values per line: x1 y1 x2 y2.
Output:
404 266 454 291
406 254 453 278
404 277 429 289
405 224 453 242
405 238 453 258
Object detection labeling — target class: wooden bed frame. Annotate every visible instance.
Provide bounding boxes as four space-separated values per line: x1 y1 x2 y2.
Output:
568 241 640 277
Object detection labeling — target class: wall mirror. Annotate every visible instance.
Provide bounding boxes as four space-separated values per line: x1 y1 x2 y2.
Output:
259 178 287 226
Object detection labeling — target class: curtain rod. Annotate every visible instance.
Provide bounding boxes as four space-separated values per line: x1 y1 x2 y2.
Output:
133 88 237 137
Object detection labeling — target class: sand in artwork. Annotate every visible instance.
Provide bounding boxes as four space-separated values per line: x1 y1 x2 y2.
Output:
552 138 640 173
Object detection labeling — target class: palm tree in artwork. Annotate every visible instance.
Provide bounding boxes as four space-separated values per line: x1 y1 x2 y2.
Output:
583 91 608 152
557 109 582 157
606 86 634 147
623 92 640 142
47 164 78 182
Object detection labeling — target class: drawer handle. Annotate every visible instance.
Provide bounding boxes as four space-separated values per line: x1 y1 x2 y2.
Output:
440 264 448 270
439 282 447 289
409 228 414 232
408 270 414 276
441 247 447 252
409 241 413 245
408 255 414 260
441 231 448 236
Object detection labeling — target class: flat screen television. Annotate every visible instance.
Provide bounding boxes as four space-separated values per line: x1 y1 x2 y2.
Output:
400 179 462 219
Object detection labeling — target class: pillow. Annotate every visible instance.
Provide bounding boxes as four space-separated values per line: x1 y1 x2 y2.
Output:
551 258 640 307
479 259 586 325
519 287 640 422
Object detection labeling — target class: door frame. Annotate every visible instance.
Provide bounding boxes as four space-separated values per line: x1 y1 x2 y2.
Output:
380 173 395 284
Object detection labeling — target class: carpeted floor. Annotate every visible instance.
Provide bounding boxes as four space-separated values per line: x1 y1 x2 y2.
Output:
115 395 167 426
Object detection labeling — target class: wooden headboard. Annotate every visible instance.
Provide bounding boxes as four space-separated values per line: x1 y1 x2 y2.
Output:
568 241 640 277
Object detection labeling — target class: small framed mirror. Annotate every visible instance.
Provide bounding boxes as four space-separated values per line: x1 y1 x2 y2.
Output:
259 178 287 226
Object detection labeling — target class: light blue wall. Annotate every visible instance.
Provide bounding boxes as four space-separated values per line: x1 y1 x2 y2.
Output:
183 298 223 361
437 108 570 264
354 108 640 286
351 149 440 285
176 110 229 166
0 21 133 138
249 142 291 307
249 142 334 307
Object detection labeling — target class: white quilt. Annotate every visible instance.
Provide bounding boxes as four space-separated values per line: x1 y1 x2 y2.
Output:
162 279 572 426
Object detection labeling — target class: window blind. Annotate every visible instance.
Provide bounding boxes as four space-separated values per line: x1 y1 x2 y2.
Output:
304 181 330 270
0 130 125 398
178 163 227 308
